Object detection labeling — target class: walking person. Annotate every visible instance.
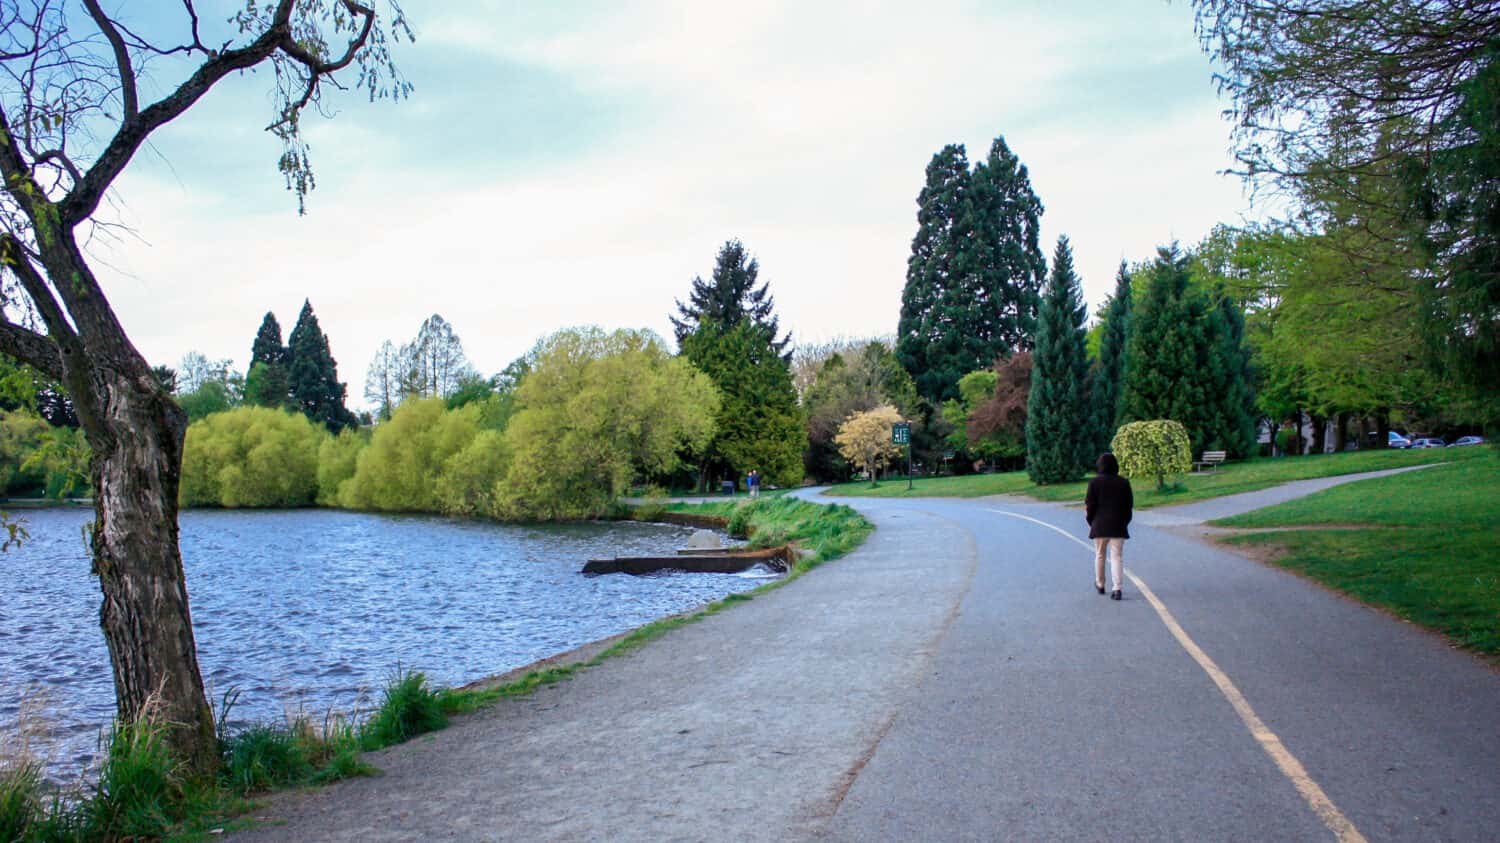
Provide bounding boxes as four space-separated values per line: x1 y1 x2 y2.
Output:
1085 452 1133 600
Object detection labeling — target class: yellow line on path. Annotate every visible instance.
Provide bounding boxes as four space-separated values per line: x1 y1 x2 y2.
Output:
986 509 1367 843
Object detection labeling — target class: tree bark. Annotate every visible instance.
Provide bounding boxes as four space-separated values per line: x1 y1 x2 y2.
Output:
1310 413 1329 454
1377 411 1392 449
31 233 220 776
1332 412 1349 453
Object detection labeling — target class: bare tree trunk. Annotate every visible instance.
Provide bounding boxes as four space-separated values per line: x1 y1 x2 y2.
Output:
86 366 217 775
1377 411 1392 449
1310 413 1329 454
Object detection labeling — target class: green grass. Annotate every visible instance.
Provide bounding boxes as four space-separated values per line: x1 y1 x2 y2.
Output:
823 446 1485 509
1212 449 1500 656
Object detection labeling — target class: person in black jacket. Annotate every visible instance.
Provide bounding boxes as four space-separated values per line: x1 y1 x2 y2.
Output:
1084 452 1133 601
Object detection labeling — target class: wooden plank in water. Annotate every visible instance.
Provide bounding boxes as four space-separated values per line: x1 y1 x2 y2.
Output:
584 547 789 576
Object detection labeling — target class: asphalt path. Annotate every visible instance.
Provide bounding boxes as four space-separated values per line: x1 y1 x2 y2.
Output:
234 470 1500 841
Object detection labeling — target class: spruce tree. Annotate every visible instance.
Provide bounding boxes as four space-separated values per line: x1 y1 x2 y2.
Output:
897 136 1045 404
671 240 789 358
1026 236 1092 484
286 300 356 432
1120 244 1256 457
1092 261 1133 454
673 243 804 488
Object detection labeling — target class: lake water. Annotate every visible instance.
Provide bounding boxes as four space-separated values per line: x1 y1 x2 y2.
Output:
0 508 766 778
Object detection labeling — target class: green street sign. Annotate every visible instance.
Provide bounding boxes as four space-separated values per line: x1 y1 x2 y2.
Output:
892 422 911 445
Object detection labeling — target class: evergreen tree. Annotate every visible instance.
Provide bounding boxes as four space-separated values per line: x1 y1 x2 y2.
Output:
680 322 805 489
896 136 1046 404
671 240 789 357
965 136 1046 355
250 312 286 371
247 312 291 408
285 300 356 432
1093 261 1133 454
1120 245 1257 457
1026 237 1093 484
897 144 971 403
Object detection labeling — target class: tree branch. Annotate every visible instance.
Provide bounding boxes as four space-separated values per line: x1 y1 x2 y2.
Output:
61 0 301 225
0 232 74 345
0 319 62 380
82 0 138 119
268 1 376 134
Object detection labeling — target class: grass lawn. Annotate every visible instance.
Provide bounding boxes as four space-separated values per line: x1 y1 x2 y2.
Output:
822 445 1486 510
1212 448 1500 656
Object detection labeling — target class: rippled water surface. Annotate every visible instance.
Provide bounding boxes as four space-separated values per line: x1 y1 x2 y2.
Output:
1 508 761 776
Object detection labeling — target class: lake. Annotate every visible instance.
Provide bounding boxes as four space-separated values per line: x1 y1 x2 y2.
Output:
0 507 766 778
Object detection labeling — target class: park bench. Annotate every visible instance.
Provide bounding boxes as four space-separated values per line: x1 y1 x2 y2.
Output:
1194 450 1227 474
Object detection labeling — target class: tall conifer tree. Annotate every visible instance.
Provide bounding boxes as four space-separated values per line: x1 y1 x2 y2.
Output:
672 240 789 358
1120 245 1256 456
286 300 356 432
897 136 1045 404
1026 237 1092 484
1093 261 1133 453
246 312 291 408
674 243 804 488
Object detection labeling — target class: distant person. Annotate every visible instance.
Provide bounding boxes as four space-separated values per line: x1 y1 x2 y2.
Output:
1084 452 1133 601
748 469 760 498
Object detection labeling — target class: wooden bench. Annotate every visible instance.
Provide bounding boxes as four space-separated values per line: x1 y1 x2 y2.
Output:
1194 450 1227 474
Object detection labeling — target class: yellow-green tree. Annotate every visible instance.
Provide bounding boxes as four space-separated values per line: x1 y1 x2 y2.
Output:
1110 419 1191 491
180 407 328 507
316 428 368 507
338 399 486 512
495 328 719 520
835 405 905 486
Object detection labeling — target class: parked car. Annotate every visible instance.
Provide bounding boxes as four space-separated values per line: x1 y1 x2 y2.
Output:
1450 436 1486 447
1387 432 1412 449
1410 437 1447 448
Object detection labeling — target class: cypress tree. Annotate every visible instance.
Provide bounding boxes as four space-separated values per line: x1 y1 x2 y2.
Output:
1093 261 1133 453
671 239 790 358
966 136 1046 356
250 313 286 371
286 300 356 432
1026 236 1092 484
1120 244 1256 457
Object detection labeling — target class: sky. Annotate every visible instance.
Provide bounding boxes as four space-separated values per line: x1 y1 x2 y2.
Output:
87 0 1262 411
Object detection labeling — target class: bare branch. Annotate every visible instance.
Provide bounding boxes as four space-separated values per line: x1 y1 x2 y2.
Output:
81 0 137 119
267 1 376 134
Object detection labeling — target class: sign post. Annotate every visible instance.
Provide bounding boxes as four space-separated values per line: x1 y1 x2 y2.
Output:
892 422 912 490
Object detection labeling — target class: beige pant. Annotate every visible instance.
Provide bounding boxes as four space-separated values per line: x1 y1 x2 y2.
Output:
1094 538 1124 592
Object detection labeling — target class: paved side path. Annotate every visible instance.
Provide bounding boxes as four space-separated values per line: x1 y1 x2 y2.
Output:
235 469 1500 841
234 504 978 841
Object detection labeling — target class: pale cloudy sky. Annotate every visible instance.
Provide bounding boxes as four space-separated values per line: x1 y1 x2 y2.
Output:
90 1 1259 410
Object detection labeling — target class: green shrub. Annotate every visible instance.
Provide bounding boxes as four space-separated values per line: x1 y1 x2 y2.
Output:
339 400 482 512
220 725 314 794
726 500 762 538
317 427 368 506
181 407 328 507
434 429 510 517
360 672 448 750
1111 419 1191 490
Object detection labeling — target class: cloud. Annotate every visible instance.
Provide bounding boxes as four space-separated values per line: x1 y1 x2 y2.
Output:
87 1 1259 410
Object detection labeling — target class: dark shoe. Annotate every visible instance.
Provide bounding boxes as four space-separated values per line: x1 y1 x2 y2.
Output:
1095 583 1106 595
1110 590 1122 601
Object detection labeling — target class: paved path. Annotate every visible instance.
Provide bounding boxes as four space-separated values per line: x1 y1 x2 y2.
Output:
234 469 1500 841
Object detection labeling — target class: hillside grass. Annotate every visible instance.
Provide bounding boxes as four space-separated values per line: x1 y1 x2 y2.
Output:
1213 448 1500 656
823 446 1485 509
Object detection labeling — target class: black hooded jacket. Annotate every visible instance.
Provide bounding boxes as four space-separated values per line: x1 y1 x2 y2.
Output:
1085 456 1133 540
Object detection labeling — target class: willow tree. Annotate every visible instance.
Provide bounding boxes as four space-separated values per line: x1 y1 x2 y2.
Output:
0 1 410 774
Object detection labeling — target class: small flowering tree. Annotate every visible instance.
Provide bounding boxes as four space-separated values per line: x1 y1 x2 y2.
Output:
836 405 905 486
1111 419 1192 490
